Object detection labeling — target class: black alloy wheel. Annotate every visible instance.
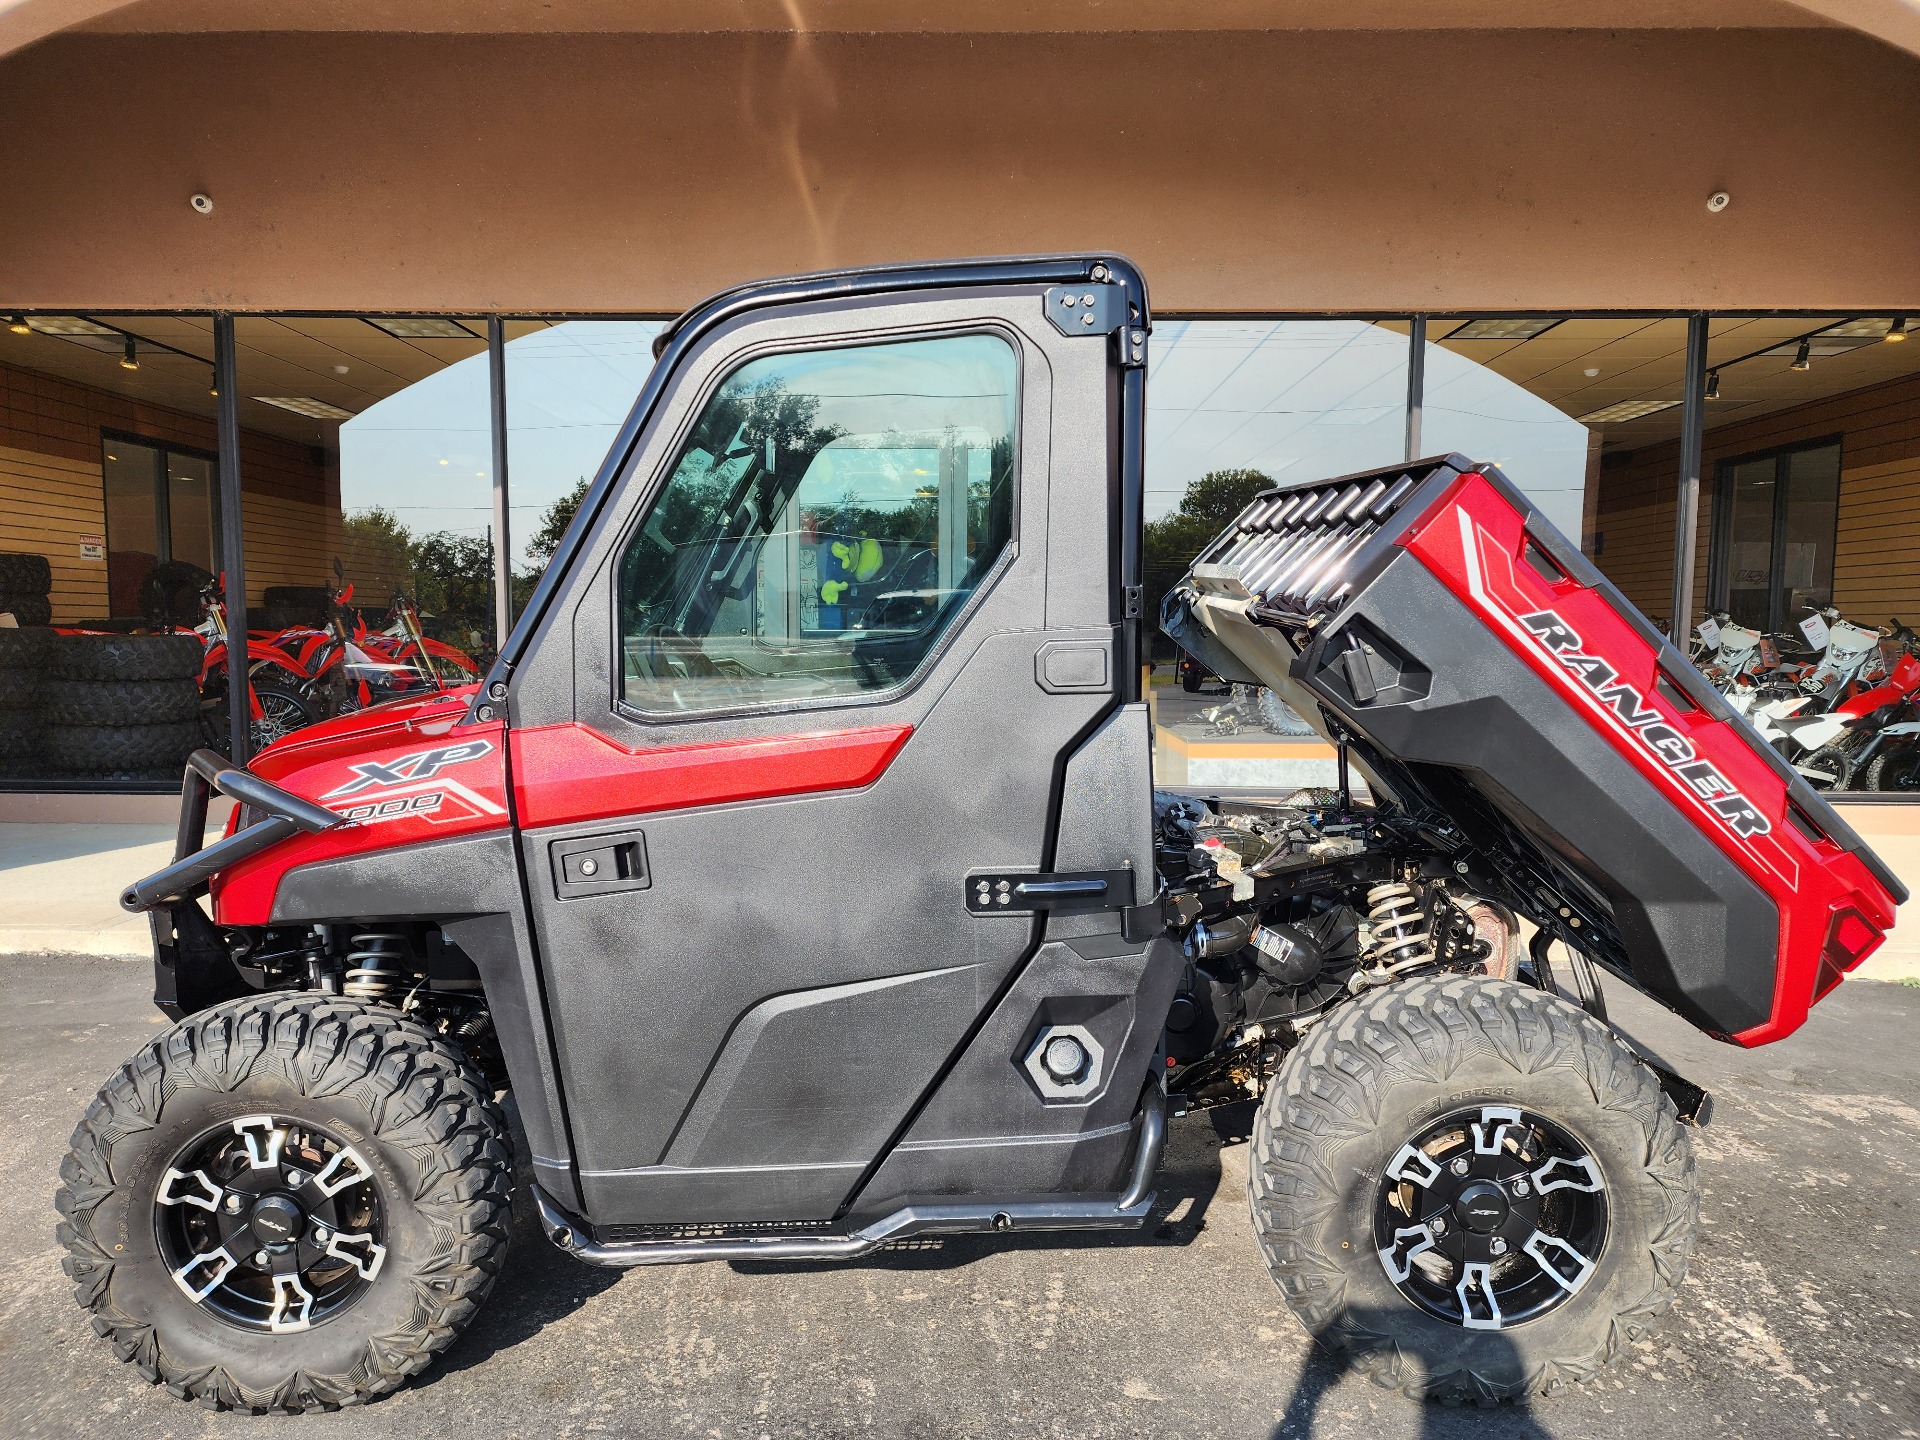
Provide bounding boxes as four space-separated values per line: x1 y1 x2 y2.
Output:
153 1114 385 1335
1373 1105 1609 1331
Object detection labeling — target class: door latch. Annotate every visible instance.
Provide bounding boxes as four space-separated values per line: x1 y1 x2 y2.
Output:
966 868 1136 915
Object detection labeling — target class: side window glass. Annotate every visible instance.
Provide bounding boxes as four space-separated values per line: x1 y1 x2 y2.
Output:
617 333 1018 713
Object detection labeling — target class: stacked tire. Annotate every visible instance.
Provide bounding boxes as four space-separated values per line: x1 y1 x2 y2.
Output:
48 634 204 782
0 551 53 630
0 626 53 778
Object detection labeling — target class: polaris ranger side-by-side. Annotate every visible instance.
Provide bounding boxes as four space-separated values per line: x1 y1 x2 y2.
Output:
61 256 1904 1411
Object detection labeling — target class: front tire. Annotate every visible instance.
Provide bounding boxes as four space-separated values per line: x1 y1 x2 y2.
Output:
56 994 512 1412
1248 976 1697 1402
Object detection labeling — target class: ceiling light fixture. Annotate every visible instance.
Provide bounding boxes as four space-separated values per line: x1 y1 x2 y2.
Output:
1448 317 1563 341
1705 370 1721 399
6 315 28 335
1791 338 1812 371
26 315 117 336
365 317 478 340
253 395 355 420
1577 398 1683 424
1888 317 1908 343
119 336 140 371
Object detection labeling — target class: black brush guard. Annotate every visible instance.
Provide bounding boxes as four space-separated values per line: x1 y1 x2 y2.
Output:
123 749 344 1021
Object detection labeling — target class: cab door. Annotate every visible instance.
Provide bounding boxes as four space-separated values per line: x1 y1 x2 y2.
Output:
505 265 1144 1225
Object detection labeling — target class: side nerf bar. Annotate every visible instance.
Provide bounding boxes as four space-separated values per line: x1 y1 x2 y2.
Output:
121 748 344 912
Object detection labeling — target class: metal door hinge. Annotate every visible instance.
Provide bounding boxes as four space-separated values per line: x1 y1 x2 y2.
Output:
1044 283 1146 367
967 868 1136 915
1122 584 1144 620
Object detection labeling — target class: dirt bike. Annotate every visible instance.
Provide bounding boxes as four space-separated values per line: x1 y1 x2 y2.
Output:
358 590 481 688
188 578 315 755
1747 614 1913 778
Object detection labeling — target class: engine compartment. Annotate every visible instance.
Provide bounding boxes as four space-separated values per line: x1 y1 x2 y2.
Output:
1154 788 1531 1109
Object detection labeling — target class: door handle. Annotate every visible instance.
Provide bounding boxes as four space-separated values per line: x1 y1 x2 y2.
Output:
550 830 650 899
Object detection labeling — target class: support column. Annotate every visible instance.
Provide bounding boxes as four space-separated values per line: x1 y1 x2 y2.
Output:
1670 313 1709 644
213 315 249 765
1404 316 1427 462
488 317 512 657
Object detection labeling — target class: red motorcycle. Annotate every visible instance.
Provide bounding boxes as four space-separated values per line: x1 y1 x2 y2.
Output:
190 577 316 755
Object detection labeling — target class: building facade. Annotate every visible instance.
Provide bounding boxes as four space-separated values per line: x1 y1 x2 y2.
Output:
2 1 1917 803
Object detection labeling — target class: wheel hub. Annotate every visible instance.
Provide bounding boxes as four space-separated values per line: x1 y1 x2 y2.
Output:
247 1193 306 1249
1453 1180 1510 1234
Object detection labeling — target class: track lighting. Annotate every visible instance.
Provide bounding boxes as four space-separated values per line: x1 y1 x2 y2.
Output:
6 315 29 336
1705 370 1720 400
1790 338 1811 372
1888 317 1908 343
119 336 140 371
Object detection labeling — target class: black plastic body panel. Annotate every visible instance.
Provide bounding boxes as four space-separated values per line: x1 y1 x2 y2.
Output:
269 831 580 1210
1308 559 1779 1035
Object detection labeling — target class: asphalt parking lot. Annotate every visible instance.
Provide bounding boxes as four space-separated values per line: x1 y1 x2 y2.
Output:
1 952 1916 1440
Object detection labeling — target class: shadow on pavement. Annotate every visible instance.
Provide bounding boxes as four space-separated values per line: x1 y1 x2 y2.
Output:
1272 1312 1555 1439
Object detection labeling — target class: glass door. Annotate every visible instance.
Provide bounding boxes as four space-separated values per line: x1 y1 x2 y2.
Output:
1710 440 1840 633
100 435 221 622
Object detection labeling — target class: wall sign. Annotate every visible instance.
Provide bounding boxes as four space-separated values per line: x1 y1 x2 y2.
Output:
78 535 103 560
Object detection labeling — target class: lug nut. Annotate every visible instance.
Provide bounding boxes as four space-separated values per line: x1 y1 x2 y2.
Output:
1512 1178 1531 1198
1489 1237 1508 1256
254 1250 271 1267
284 1169 306 1187
225 1194 243 1213
1450 1157 1471 1177
314 1225 331 1244
1429 1215 1447 1236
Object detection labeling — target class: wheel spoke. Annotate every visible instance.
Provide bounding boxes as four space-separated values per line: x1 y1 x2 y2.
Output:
325 1230 387 1280
170 1245 239 1303
1531 1153 1604 1195
1385 1141 1442 1187
156 1167 222 1211
1455 1261 1504 1330
1377 1223 1439 1284
1523 1229 1598 1294
310 1144 373 1198
231 1115 286 1169
1471 1105 1524 1156
267 1274 316 1333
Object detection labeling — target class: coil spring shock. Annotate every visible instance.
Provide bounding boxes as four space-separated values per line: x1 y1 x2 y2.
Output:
342 932 411 1002
1363 882 1434 967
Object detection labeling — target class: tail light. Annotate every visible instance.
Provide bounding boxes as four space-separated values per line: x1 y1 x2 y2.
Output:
1814 906 1884 1001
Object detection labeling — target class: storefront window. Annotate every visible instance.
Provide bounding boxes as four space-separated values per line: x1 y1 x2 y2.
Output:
504 320 664 614
231 315 495 751
1146 319 1408 790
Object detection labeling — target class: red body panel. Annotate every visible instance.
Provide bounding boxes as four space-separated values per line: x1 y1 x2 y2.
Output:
210 686 914 923
1400 471 1898 1045
212 686 508 925
510 722 913 830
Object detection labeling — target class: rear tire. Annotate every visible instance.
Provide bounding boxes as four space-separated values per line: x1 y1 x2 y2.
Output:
56 994 512 1412
1864 745 1920 794
1248 975 1697 1402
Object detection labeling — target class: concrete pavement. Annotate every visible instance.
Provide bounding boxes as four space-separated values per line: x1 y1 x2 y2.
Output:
1 952 1916 1438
